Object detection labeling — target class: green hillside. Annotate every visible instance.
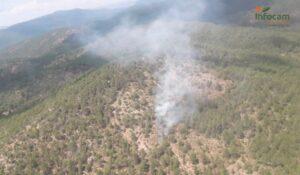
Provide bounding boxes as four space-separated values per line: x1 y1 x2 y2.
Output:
0 23 299 175
0 28 106 118
192 23 300 174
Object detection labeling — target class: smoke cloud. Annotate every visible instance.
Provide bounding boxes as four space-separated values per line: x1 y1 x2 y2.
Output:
155 58 200 138
86 0 207 137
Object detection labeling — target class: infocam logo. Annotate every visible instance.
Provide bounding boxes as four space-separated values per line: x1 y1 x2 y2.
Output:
254 0 290 26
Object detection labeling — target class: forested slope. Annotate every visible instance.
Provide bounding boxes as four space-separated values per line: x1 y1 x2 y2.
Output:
0 22 299 175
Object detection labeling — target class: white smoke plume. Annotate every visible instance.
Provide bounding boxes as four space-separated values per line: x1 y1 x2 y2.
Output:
87 0 206 137
155 58 199 138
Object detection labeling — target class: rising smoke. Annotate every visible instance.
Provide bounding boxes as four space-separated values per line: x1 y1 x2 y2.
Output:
155 58 200 139
87 0 207 137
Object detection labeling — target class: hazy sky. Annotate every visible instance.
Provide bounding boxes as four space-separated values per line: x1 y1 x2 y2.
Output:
0 0 137 27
